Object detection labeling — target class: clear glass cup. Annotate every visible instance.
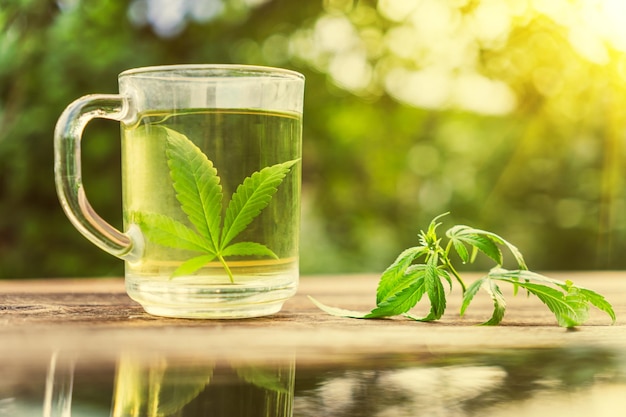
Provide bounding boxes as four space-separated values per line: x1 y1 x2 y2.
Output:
54 65 304 318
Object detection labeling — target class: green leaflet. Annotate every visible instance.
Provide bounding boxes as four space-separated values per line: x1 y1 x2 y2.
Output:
165 127 223 252
312 213 616 327
134 127 298 283
172 254 218 278
133 212 212 253
483 279 507 326
375 246 428 305
422 257 448 320
489 271 591 327
461 276 506 326
576 287 616 323
446 225 527 269
460 279 485 317
447 226 502 265
370 265 427 318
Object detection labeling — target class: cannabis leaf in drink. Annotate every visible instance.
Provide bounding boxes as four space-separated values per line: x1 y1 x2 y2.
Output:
133 127 298 283
311 213 616 327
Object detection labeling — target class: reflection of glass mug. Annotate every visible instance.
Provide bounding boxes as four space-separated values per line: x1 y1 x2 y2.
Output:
54 65 304 318
111 355 295 417
42 352 295 417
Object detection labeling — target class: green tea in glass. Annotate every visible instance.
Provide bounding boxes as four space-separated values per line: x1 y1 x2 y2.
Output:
54 65 304 318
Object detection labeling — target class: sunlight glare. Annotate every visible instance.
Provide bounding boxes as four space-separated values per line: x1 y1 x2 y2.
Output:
314 15 357 53
385 67 451 110
328 51 373 91
377 0 418 22
312 14 374 93
589 0 626 52
533 0 626 60
531 0 575 26
384 25 420 60
468 0 512 47
453 72 517 115
568 25 609 65
409 0 459 40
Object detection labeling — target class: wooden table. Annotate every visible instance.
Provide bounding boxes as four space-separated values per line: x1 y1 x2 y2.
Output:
2 273 625 417
1 272 625 366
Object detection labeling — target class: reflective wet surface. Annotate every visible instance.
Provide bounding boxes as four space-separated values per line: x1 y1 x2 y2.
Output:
1 346 624 417
2 274 625 416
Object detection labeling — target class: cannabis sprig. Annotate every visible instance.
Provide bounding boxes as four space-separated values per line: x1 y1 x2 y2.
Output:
134 127 298 282
311 213 616 327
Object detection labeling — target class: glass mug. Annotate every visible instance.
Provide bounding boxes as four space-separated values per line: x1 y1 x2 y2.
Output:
54 65 304 319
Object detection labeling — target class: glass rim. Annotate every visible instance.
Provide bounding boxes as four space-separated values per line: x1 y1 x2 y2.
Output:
119 64 305 81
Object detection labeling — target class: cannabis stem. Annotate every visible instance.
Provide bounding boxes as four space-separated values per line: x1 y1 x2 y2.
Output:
217 254 235 284
445 258 467 293
443 240 467 293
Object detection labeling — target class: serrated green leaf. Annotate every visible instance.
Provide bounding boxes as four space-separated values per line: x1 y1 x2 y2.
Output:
460 278 485 316
490 269 616 325
369 287 424 317
559 281 615 323
369 268 426 317
438 267 453 292
467 234 502 264
491 268 569 290
221 242 278 259
481 279 507 325
407 256 446 321
577 287 616 323
376 246 428 304
220 159 298 249
429 271 447 320
452 239 470 263
447 225 503 265
134 212 212 253
513 281 587 327
163 127 223 252
308 270 427 320
563 286 590 324
172 254 217 277
447 225 527 269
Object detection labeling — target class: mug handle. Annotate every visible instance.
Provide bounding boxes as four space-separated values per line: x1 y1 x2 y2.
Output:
54 94 143 262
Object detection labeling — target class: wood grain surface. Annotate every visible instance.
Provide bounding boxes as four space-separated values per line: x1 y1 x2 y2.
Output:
1 273 625 365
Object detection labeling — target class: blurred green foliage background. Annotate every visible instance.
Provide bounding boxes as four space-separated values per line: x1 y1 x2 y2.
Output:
2 0 626 279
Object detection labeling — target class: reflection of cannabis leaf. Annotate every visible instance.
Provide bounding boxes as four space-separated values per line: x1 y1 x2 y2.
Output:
150 363 214 416
113 355 214 417
135 127 298 283
235 365 291 394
